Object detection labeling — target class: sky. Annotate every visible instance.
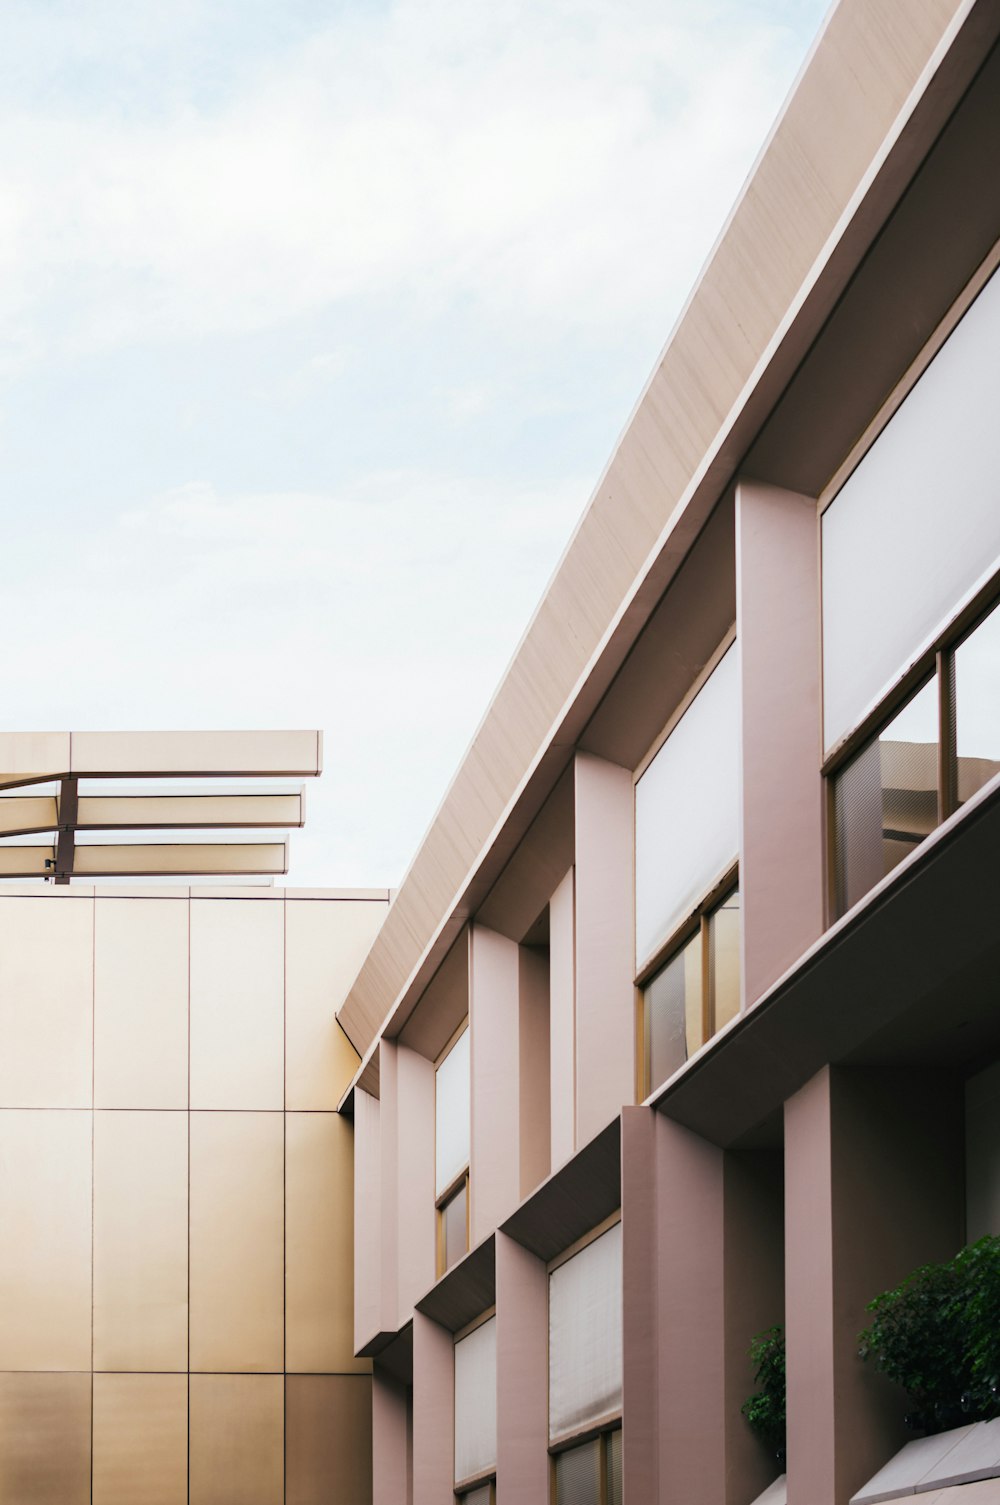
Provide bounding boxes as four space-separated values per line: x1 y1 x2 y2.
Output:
0 0 829 887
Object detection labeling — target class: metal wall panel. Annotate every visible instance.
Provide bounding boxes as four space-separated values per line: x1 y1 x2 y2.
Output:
190 899 284 1109
0 897 93 1108
94 899 189 1109
0 1371 91 1505
285 1374 373 1505
189 1111 283 1372
92 1373 188 1505
0 1110 92 1370
285 1111 366 1374
189 1374 284 1505
93 1111 188 1372
285 899 382 1109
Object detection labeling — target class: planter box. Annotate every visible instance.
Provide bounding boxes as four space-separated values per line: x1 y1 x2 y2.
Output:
852 1419 1000 1503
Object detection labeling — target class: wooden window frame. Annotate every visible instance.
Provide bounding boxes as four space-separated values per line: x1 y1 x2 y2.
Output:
548 1422 622 1505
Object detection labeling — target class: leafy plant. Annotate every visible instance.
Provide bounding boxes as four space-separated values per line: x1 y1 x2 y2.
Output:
858 1236 1000 1435
742 1325 786 1466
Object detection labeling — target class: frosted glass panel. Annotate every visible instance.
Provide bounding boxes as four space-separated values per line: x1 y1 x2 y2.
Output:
955 599 1000 805
549 1223 622 1441
635 645 740 966
454 1317 496 1484
823 267 1000 748
435 1027 470 1196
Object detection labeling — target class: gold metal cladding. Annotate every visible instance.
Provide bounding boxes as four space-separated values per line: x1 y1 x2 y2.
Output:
92 1374 188 1505
93 1112 188 1372
189 1374 284 1505
190 899 284 1109
0 1371 92 1505
0 1111 92 1370
94 898 189 1110
285 1375 373 1505
0 896 93 1108
189 1112 284 1373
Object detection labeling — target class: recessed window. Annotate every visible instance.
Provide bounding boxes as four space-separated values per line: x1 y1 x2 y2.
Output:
640 883 740 1097
831 594 1000 918
454 1316 496 1494
551 1428 622 1505
548 1223 622 1444
456 1485 494 1505
436 1025 470 1275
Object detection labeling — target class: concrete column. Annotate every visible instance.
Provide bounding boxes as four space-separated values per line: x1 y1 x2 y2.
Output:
549 867 576 1170
373 1366 412 1505
621 1107 661 1503
735 479 824 1006
496 1231 548 1504
381 1040 436 1327
785 1066 964 1505
412 1311 455 1505
354 1086 383 1353
470 925 520 1245
574 752 635 1145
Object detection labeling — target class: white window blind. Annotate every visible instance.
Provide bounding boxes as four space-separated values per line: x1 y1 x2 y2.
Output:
548 1223 623 1441
634 645 740 967
823 267 1000 750
436 1027 470 1196
454 1316 497 1484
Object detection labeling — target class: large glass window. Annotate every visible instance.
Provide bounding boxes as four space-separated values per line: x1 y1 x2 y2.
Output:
634 644 740 969
832 596 1000 917
436 1026 470 1274
454 1316 496 1490
822 267 1000 750
548 1222 622 1443
552 1429 622 1505
641 884 740 1096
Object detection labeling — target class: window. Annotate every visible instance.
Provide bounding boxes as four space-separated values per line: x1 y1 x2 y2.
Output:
552 1429 622 1505
822 265 1000 751
456 1486 494 1505
640 882 740 1097
548 1222 622 1444
436 1025 470 1275
454 1316 496 1494
634 642 740 970
832 595 1000 917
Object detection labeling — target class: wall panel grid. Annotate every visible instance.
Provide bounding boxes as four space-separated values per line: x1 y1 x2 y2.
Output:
0 890 373 1503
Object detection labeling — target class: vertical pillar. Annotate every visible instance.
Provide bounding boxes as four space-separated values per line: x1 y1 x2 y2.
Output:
785 1066 964 1505
373 1366 412 1505
549 868 576 1171
496 1232 549 1504
381 1041 436 1329
412 1311 454 1505
621 1107 660 1503
574 753 635 1145
354 1087 384 1353
470 926 520 1245
736 480 824 1006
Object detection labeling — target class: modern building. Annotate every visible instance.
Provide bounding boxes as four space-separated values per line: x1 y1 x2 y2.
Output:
330 2 1000 1504
3 2 1000 1504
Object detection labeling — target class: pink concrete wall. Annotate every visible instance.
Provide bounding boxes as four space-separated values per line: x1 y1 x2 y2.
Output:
354 1086 384 1353
496 1231 549 1504
412 1311 454 1505
785 1066 964 1505
621 1107 661 1503
372 1367 412 1505
549 867 576 1170
574 753 635 1146
470 925 520 1246
736 480 825 1006
394 1044 437 1323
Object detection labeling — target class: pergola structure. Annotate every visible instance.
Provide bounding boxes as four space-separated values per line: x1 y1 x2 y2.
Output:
0 730 322 882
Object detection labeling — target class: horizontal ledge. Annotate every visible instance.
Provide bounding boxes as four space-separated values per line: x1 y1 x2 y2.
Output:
0 841 289 878
0 730 323 786
0 791 305 836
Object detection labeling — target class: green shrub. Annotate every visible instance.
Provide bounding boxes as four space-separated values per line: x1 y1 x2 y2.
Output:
742 1325 786 1466
858 1236 1000 1434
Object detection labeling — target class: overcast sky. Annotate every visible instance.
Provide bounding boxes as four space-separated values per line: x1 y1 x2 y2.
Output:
0 0 828 886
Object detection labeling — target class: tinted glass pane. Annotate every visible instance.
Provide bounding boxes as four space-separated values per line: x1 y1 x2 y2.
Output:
553 1438 601 1505
442 1180 468 1272
708 886 740 1033
834 677 939 917
635 645 740 966
955 599 1000 805
436 1027 470 1196
459 1487 493 1505
643 932 701 1095
822 266 1000 748
607 1429 622 1505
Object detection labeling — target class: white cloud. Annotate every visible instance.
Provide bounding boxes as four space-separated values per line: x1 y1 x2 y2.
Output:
0 0 819 365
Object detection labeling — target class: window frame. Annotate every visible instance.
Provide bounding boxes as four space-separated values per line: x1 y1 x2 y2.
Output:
548 1422 622 1505
634 865 739 1102
826 583 1000 921
546 1213 623 1461
452 1306 498 1498
435 1020 471 1277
